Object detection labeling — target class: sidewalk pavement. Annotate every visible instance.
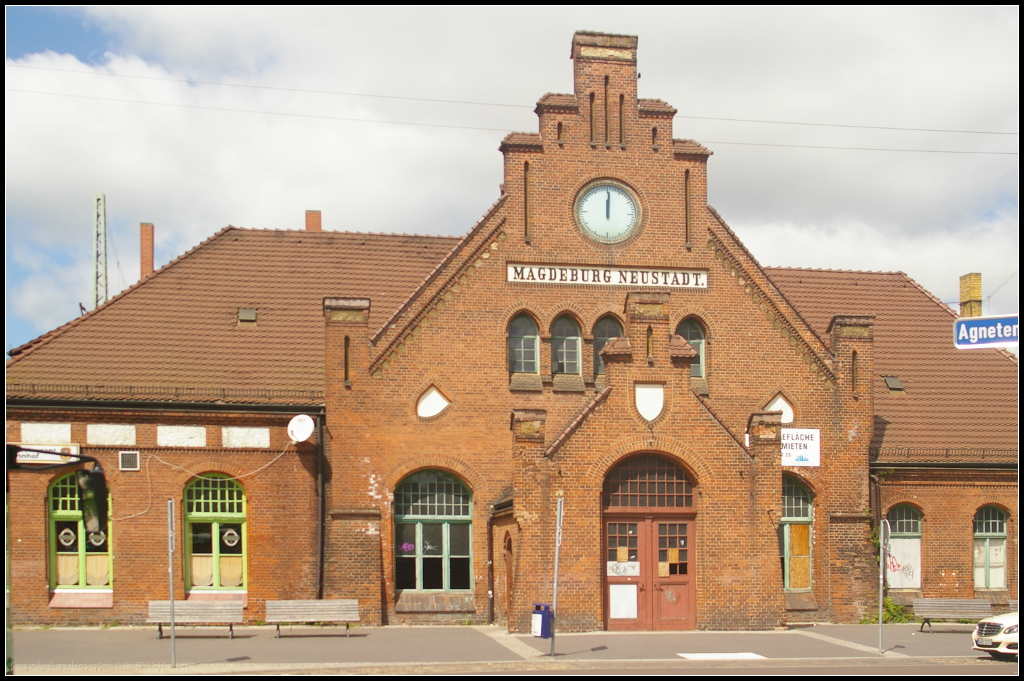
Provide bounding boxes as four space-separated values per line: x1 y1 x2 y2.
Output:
9 622 1008 675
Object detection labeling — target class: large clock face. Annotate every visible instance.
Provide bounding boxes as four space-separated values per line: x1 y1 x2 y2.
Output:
575 182 640 244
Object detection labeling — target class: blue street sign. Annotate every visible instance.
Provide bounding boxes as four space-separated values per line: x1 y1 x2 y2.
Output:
953 314 1019 349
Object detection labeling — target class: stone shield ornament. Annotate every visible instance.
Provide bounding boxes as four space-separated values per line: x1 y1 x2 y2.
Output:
635 383 665 422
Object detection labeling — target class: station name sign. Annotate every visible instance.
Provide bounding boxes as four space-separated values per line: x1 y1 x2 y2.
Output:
953 314 1018 350
507 263 707 288
14 443 81 465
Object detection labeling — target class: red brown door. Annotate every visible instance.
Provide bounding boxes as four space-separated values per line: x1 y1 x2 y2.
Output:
605 517 695 630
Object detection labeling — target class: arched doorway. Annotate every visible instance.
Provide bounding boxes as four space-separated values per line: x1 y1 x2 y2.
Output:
603 454 696 630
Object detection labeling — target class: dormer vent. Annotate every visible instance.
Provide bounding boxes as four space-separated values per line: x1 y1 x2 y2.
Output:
883 376 906 395
238 308 258 326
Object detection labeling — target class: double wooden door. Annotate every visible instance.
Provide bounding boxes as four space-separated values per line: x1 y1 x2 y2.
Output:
604 516 695 630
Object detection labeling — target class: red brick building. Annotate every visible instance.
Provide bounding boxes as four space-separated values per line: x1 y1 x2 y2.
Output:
6 31 1017 631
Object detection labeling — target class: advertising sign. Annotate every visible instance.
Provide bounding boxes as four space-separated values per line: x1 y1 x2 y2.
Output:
14 443 81 465
781 429 820 467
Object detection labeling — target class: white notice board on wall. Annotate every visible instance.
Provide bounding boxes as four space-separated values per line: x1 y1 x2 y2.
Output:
781 429 820 467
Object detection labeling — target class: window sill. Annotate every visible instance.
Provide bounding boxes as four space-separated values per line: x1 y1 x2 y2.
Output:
552 374 585 392
394 590 475 613
186 590 248 607
690 377 709 395
49 589 113 609
784 591 817 611
509 373 543 392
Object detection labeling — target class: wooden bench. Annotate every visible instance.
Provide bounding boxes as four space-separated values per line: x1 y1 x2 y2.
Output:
265 599 360 638
912 598 992 632
147 601 244 639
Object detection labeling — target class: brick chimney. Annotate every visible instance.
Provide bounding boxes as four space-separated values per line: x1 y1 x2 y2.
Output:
305 210 322 232
140 223 154 279
959 272 982 317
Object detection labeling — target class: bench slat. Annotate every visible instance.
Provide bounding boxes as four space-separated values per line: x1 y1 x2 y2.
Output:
147 601 244 623
265 599 360 623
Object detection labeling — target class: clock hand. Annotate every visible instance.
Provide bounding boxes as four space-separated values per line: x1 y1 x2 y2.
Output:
606 191 610 220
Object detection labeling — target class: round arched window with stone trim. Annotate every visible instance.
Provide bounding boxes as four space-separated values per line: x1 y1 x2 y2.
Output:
973 506 1007 589
675 318 706 378
593 316 623 376
551 315 582 375
507 314 539 374
184 474 246 590
394 470 472 591
602 454 694 509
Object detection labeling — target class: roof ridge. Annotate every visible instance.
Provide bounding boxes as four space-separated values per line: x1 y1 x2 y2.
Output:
7 225 237 362
370 194 509 346
231 227 461 239
764 266 906 275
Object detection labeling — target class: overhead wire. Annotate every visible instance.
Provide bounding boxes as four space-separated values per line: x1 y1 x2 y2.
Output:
8 63 1019 136
6 87 1019 156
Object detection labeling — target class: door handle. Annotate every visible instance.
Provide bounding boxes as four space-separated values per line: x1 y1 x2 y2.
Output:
638 580 646 591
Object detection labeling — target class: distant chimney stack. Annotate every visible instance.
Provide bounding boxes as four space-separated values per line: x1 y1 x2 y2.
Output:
140 223 154 279
959 272 982 317
306 210 322 232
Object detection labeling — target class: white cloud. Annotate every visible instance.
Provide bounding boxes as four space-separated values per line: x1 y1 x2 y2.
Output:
5 7 1018 348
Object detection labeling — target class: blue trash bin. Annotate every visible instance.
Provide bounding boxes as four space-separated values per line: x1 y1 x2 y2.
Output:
532 603 552 638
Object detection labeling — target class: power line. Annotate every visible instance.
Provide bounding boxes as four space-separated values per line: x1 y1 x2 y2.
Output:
6 87 1019 155
8 63 1020 136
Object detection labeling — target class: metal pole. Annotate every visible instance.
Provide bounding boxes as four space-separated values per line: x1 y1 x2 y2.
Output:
550 496 564 658
93 193 108 309
168 499 176 668
878 519 890 655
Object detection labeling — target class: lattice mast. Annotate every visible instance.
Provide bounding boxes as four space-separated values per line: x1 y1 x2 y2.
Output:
93 193 107 309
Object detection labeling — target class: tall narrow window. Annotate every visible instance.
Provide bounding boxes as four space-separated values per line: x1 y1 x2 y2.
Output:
887 505 922 589
619 94 625 146
589 93 595 143
604 76 610 143
344 335 351 386
556 121 563 144
973 506 1007 588
523 161 530 242
684 169 691 247
395 471 472 591
551 316 581 375
652 127 658 148
781 476 813 590
676 319 706 378
49 473 111 590
508 314 539 374
593 316 623 375
185 475 246 590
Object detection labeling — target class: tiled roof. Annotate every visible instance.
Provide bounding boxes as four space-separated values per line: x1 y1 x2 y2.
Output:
536 93 578 111
7 228 458 404
500 132 543 151
764 268 1018 453
638 98 677 115
673 139 713 156
669 334 698 359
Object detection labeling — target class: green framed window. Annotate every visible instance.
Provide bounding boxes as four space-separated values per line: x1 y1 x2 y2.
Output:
676 319 705 378
973 506 1007 589
184 475 246 590
49 473 111 589
394 471 472 591
886 505 922 589
508 314 539 374
593 316 623 375
551 316 581 375
888 505 921 537
781 475 812 590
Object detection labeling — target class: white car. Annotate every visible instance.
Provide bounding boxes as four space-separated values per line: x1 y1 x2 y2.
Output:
973 611 1018 659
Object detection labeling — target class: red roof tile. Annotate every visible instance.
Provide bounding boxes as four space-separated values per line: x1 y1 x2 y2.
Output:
639 98 677 116
7 228 458 404
764 268 1018 453
673 139 713 156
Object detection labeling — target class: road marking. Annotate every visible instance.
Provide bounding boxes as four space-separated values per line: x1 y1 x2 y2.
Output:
677 652 766 660
473 626 546 659
792 629 908 657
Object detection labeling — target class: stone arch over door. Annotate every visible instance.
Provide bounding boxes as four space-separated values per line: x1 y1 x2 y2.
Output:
602 452 697 631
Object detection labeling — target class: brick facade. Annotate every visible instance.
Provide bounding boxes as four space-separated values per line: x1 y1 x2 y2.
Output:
6 31 1016 630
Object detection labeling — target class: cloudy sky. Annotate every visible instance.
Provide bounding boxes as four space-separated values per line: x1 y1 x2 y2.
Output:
5 6 1018 353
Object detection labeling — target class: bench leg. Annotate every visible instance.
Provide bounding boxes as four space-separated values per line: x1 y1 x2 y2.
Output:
229 623 234 640
158 623 163 640
276 623 281 639
920 618 932 633
346 622 350 638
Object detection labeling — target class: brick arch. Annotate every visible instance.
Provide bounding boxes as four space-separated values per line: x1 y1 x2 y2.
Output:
499 302 545 331
583 434 713 487
547 306 587 335
674 310 718 340
382 456 484 496
783 470 817 497
589 309 626 335
883 499 926 518
972 503 1013 522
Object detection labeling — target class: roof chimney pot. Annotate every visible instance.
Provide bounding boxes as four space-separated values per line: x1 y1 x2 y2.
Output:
140 223 154 279
959 273 982 317
306 210 322 232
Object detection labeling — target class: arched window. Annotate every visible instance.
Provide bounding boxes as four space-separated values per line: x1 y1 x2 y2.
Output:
593 316 623 376
781 476 812 590
551 316 581 375
973 506 1007 589
49 473 111 589
676 319 706 378
887 505 922 589
184 475 246 590
603 455 693 509
508 314 539 374
394 471 472 591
